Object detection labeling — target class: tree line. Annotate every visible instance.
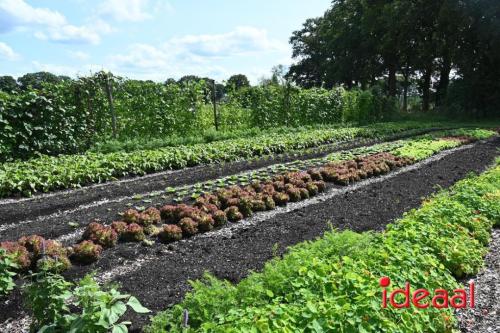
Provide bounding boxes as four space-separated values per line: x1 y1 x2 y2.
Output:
287 0 500 117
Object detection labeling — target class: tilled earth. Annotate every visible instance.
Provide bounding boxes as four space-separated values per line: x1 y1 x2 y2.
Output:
0 136 498 332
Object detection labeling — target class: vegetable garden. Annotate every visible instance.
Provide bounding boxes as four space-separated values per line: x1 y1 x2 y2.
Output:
0 123 498 332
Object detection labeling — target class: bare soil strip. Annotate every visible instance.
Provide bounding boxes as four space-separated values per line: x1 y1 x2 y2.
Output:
0 128 443 224
0 137 497 332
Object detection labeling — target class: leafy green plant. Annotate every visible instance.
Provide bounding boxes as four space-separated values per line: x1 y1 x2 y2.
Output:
25 270 150 333
0 249 17 295
24 265 73 331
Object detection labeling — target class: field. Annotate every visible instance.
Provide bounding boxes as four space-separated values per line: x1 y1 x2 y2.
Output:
1 0 499 331
0 124 498 332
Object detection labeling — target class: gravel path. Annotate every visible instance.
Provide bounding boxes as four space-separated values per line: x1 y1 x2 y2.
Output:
456 228 500 333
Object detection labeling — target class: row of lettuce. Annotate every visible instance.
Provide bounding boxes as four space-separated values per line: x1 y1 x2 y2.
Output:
0 129 494 285
0 121 444 198
146 159 500 333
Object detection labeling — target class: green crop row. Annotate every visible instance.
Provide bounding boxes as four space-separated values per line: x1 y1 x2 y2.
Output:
146 160 500 333
0 121 445 198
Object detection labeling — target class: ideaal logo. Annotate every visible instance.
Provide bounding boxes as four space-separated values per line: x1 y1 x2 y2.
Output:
380 276 475 309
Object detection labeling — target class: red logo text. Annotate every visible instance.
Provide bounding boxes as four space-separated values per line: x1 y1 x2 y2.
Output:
380 276 475 309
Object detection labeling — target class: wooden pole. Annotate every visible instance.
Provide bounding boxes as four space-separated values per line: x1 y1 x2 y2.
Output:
104 74 117 138
212 80 218 131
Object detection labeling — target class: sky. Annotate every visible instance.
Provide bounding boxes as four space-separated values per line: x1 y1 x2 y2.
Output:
0 0 331 83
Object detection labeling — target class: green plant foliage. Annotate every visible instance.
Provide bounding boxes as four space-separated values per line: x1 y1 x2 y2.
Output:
146 161 500 333
25 271 150 333
0 122 450 198
0 249 17 295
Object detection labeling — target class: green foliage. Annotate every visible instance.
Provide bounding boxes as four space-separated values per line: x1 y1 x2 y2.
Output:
288 0 500 116
392 138 460 160
146 162 500 333
0 121 440 198
25 271 150 333
342 87 398 124
391 128 496 160
0 249 17 295
24 266 73 331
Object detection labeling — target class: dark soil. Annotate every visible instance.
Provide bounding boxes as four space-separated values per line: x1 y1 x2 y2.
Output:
0 128 442 225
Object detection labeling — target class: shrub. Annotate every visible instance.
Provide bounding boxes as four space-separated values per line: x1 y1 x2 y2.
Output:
158 225 183 243
71 241 103 264
179 217 199 236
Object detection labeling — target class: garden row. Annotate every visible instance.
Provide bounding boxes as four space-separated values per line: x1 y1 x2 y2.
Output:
0 75 399 161
145 157 500 332
154 128 494 203
0 121 444 198
0 129 494 293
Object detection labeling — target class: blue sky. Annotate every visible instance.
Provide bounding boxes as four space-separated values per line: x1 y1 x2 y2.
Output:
0 0 331 83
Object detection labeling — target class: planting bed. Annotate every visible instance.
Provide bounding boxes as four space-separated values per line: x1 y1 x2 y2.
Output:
0 131 498 331
0 126 444 224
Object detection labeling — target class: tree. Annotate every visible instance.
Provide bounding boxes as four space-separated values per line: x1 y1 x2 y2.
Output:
0 76 18 92
287 0 500 116
226 74 250 91
18 72 62 90
177 75 201 85
164 78 177 85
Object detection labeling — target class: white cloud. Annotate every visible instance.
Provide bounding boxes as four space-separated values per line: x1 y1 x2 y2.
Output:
0 0 108 44
0 0 66 32
34 25 100 44
97 0 152 22
31 61 104 77
0 41 19 60
170 26 287 57
106 26 288 82
69 50 90 61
